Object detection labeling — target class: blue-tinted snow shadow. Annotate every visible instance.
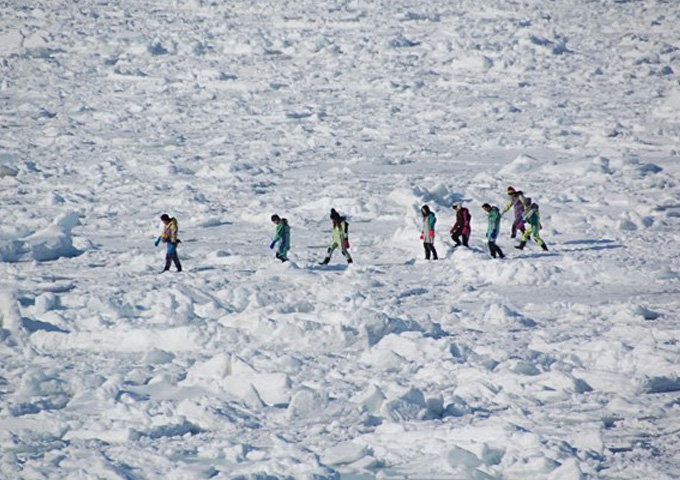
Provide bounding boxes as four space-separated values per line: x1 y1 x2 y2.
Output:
563 239 619 246
308 264 348 272
560 244 624 253
511 252 560 259
21 318 69 334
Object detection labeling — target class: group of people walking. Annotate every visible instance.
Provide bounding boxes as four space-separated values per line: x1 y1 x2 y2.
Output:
417 185 549 261
154 186 549 271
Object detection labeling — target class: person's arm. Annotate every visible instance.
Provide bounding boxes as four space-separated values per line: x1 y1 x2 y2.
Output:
488 211 499 238
523 205 536 221
270 225 282 249
518 193 530 208
500 199 513 215
463 210 471 227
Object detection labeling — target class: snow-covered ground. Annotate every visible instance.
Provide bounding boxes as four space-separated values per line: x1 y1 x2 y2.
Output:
1 0 680 478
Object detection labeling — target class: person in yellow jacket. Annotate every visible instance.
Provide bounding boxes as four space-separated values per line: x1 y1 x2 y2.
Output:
320 208 353 265
155 214 182 272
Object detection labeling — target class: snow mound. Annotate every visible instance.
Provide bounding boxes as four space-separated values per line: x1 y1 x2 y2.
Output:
1 212 84 262
654 89 680 121
24 212 83 261
499 154 556 175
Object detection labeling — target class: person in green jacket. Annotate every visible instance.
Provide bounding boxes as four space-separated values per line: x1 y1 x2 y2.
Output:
515 201 549 251
320 208 353 265
270 214 291 262
482 203 505 259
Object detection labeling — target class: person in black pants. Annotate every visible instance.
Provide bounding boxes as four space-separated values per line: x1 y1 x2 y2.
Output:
482 203 505 259
450 203 471 247
421 205 438 260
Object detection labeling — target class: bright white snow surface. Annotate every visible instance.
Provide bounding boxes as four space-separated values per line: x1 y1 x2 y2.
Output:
1 0 680 479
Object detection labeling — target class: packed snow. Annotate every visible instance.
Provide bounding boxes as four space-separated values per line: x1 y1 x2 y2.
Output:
1 0 680 479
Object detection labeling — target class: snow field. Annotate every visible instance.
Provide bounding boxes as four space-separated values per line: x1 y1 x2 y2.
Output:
2 0 680 479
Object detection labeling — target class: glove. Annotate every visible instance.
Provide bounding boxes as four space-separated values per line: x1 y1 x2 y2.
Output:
167 243 176 254
154 237 161 247
420 233 424 240
269 241 276 249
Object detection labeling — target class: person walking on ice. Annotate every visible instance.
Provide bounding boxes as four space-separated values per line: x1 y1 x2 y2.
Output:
155 213 182 272
420 205 438 260
482 203 505 259
269 214 291 262
450 203 471 248
320 208 353 265
515 200 549 251
501 186 529 239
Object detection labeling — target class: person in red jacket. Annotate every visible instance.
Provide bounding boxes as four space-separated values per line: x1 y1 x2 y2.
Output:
450 203 471 247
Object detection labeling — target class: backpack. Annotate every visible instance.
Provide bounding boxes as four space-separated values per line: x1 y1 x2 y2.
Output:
342 218 350 249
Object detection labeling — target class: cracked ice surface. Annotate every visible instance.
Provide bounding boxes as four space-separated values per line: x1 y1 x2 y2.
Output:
1 0 680 479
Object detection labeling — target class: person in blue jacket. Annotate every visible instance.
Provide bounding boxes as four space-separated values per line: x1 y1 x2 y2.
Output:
482 203 505 259
420 205 438 260
269 214 291 262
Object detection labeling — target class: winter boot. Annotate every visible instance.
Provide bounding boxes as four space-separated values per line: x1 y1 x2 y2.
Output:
541 243 549 251
515 241 526 250
319 257 330 265
347 258 353 264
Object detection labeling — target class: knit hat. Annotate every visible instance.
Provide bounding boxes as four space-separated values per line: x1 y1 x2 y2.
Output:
507 186 516 195
452 203 462 210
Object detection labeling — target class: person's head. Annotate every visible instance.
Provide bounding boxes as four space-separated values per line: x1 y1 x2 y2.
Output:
482 203 491 212
160 214 170 224
421 205 430 216
271 214 281 225
452 203 461 211
330 208 340 221
507 186 517 196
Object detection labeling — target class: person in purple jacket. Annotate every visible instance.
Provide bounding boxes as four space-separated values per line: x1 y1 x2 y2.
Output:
501 186 530 239
450 203 471 247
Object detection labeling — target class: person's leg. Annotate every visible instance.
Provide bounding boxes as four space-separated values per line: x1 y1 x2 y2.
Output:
172 250 182 271
423 243 431 260
320 245 336 264
516 228 531 250
494 242 505 258
462 233 469 247
163 254 172 271
341 248 353 264
430 243 438 260
517 217 526 233
487 241 497 258
532 230 548 251
451 230 462 246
